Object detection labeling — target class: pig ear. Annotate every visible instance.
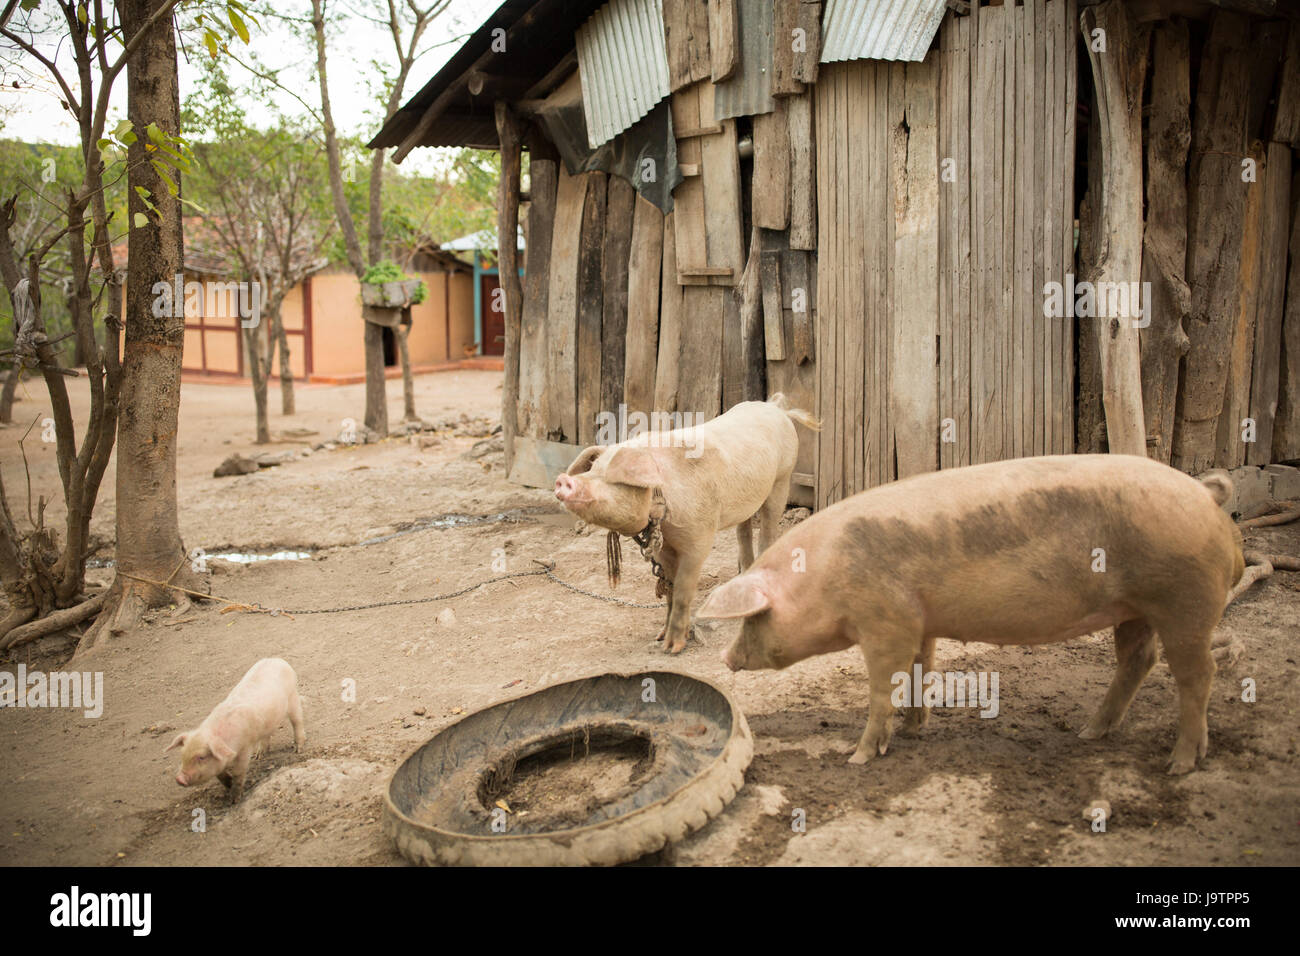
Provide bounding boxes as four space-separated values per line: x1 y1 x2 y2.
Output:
566 446 605 476
697 573 772 619
164 733 188 753
209 736 237 763
604 447 662 488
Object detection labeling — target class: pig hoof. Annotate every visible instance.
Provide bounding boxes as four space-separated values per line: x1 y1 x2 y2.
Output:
1166 756 1197 775
899 710 929 735
846 748 873 765
664 638 688 654
1077 724 1108 741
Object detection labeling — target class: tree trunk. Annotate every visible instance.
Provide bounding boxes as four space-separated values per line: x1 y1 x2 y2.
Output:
1080 0 1148 458
1139 18 1191 466
0 368 17 424
495 103 523 472
245 323 272 444
397 319 417 422
78 0 200 656
272 304 295 416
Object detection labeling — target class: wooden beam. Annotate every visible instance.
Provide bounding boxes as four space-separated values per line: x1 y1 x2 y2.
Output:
1172 10 1251 472
600 176 636 422
1138 19 1191 467
1081 0 1148 458
496 102 523 470
664 0 712 92
577 172 607 446
708 0 738 83
752 99 790 230
1247 143 1291 465
623 195 664 417
1272 170 1300 462
772 0 804 97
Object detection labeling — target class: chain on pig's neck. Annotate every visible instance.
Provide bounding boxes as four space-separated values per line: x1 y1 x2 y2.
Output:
606 488 668 590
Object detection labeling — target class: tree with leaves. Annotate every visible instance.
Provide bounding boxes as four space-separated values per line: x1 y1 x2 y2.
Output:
184 64 335 438
310 0 452 436
0 0 249 654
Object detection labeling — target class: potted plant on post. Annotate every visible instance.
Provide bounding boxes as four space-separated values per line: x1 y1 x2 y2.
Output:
360 260 428 308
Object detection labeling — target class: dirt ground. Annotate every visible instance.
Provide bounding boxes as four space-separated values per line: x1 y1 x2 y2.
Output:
1 370 1297 867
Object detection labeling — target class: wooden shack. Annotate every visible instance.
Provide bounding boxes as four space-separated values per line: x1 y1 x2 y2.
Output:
372 0 1299 510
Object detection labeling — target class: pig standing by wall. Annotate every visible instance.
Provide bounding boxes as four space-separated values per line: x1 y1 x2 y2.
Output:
165 658 306 801
555 395 819 653
698 455 1243 774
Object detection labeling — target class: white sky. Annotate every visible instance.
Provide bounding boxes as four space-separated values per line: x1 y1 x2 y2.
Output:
0 0 501 176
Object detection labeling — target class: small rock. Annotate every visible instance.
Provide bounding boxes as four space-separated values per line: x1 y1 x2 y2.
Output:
436 608 456 626
214 455 259 477
413 706 426 716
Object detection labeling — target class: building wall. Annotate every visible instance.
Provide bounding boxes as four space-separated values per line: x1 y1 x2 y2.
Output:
299 268 474 377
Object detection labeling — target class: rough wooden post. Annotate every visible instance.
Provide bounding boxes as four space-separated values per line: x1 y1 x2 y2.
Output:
1172 11 1251 472
1139 19 1191 465
1080 0 1148 457
495 102 523 473
363 319 388 436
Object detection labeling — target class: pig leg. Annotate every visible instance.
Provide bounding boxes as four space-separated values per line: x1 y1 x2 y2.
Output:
736 519 756 572
1079 620 1157 741
899 635 937 734
223 749 252 803
756 476 791 554
654 545 679 644
662 548 707 654
1159 628 1215 775
288 688 306 752
849 626 921 764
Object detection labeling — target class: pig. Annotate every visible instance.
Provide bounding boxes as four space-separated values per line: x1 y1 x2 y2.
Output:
697 454 1243 775
555 395 819 654
165 658 306 802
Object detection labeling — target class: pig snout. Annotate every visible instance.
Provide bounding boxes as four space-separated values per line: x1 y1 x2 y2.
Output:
554 473 575 501
175 772 190 787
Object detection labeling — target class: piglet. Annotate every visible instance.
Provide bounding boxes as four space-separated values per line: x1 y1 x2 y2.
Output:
698 454 1243 775
165 658 305 802
555 394 819 653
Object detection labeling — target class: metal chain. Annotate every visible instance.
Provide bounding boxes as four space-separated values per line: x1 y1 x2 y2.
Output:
261 563 666 616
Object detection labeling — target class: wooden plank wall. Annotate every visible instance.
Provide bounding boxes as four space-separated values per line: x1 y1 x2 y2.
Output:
815 2 1076 508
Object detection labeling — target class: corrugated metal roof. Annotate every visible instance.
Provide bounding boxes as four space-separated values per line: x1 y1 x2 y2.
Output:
575 0 671 148
820 0 948 64
714 0 774 121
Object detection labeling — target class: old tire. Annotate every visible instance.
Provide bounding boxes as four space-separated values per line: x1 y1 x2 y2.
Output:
383 670 752 866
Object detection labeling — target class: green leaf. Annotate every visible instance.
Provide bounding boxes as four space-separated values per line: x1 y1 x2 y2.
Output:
114 119 133 139
152 160 179 197
228 9 250 44
77 4 86 25
204 31 219 59
97 138 112 151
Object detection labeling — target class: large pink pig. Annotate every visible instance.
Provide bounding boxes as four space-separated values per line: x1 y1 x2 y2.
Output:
165 658 306 802
555 395 819 653
698 454 1243 774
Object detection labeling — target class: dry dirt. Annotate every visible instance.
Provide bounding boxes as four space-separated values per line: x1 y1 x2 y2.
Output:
0 370 1297 867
